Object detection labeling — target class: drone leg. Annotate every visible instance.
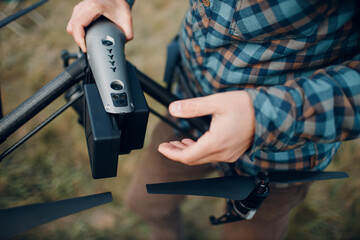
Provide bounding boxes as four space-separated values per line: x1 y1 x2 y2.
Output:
209 200 245 225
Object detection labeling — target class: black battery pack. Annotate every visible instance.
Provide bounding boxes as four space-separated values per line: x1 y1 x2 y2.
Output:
84 63 149 179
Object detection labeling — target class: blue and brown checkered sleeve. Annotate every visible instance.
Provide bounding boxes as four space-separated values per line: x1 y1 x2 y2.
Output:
246 53 360 155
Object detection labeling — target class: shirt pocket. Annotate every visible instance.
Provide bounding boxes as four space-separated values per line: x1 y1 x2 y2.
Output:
228 0 329 41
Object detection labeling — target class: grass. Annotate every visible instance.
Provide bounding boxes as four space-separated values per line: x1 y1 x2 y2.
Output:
1 0 360 239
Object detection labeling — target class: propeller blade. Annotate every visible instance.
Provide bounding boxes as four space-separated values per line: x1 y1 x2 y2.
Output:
0 192 112 239
146 176 256 200
268 171 349 183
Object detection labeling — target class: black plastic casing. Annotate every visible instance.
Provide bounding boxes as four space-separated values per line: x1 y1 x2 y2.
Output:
84 63 149 179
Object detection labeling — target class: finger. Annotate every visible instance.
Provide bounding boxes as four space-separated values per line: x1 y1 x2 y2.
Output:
111 13 133 41
181 138 195 146
158 141 216 166
158 142 185 159
169 141 187 150
181 132 218 163
121 20 134 41
185 149 239 165
159 132 217 164
66 22 73 35
72 25 87 52
169 95 220 119
157 139 195 162
160 140 239 166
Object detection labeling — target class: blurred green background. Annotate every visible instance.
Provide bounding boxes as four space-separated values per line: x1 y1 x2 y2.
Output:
0 1 359 239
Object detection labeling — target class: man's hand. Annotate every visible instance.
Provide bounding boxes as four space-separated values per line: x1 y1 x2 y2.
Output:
67 0 133 52
158 91 255 165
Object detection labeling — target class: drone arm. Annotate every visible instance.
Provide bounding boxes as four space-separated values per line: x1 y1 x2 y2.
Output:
133 63 210 134
0 55 86 144
0 0 48 29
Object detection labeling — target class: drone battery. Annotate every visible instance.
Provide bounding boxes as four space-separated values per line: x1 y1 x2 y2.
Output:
84 64 149 179
117 64 149 155
84 84 121 179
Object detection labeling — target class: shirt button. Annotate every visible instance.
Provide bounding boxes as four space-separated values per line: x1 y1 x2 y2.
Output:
201 0 210 7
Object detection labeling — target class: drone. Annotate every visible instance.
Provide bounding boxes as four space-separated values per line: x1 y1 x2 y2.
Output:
0 1 349 239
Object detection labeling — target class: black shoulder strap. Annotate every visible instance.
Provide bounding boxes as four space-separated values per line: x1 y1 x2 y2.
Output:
163 35 181 89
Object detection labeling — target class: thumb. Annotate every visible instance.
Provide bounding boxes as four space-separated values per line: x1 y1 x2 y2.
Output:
169 95 219 118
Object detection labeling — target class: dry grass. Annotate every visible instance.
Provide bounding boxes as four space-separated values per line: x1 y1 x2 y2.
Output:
0 1 359 239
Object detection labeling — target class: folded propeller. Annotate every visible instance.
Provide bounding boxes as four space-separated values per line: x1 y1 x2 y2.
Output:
146 171 348 200
147 170 348 225
0 192 113 239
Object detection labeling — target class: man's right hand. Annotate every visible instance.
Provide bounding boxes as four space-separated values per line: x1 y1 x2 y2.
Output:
67 0 133 52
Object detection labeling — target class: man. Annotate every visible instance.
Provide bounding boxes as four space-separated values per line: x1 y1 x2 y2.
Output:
67 0 360 239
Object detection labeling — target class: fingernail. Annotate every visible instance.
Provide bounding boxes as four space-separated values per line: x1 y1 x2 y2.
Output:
170 102 181 114
81 45 87 53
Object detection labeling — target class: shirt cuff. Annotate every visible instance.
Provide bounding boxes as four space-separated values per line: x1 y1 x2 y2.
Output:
126 0 135 9
244 87 296 158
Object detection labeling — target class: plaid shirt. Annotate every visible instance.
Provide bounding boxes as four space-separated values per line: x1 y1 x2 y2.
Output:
176 0 360 175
